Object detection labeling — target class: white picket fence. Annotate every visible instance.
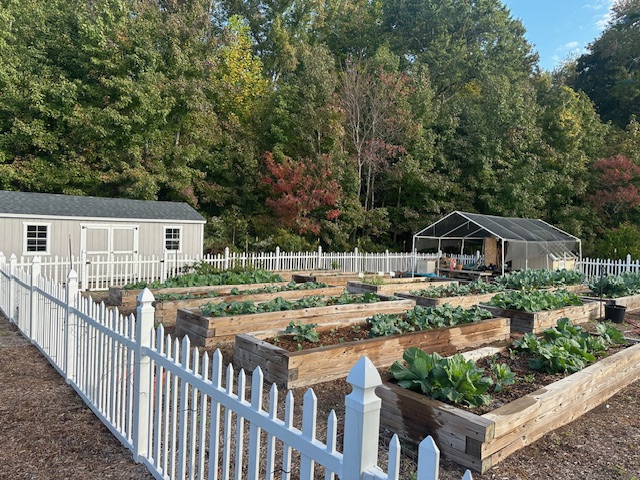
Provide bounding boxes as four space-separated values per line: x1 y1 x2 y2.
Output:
0 254 473 480
10 248 478 291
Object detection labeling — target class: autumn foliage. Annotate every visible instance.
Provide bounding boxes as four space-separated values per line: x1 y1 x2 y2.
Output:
262 152 342 235
590 155 640 221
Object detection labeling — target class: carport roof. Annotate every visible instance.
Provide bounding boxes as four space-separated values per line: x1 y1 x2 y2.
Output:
414 211 580 243
0 190 205 223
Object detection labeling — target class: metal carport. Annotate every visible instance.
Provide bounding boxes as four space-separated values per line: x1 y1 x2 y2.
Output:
412 211 582 276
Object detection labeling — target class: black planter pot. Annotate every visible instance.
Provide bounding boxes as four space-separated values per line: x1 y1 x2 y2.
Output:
604 304 626 324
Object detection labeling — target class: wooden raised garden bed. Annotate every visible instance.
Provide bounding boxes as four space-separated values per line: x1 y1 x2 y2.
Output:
346 279 458 296
153 286 346 327
234 316 511 388
396 291 499 310
175 298 416 347
582 293 640 312
377 341 640 473
481 302 600 333
108 282 292 309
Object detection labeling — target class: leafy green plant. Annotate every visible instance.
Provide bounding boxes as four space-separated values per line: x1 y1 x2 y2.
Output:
199 291 381 317
410 279 504 298
366 304 493 338
513 318 626 374
284 321 320 343
496 269 585 290
485 289 583 312
391 349 493 407
122 269 284 290
490 362 516 392
587 272 640 298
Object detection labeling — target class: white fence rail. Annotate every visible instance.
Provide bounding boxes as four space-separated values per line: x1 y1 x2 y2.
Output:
8 248 463 291
0 254 472 480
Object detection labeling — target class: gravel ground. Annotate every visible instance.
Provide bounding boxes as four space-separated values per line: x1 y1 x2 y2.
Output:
1 310 639 480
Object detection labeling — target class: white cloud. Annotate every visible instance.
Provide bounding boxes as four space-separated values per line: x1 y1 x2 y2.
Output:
562 41 580 50
587 0 615 30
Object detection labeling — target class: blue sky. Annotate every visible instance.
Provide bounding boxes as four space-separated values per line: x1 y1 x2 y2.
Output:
502 0 615 71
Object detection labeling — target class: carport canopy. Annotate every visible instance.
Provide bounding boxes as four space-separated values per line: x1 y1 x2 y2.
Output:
413 211 582 275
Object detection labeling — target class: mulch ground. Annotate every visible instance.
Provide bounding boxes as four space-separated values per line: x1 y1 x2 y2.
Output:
0 314 153 480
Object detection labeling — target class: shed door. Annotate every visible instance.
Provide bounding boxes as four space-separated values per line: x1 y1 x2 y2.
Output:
81 225 139 257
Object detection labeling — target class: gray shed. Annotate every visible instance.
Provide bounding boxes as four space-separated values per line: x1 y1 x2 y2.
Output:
413 211 582 275
0 190 206 260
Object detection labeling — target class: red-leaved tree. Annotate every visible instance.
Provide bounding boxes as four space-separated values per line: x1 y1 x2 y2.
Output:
263 152 342 235
590 155 640 223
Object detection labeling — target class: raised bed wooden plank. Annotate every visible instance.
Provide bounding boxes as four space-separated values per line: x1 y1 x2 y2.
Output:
481 301 600 333
377 341 640 473
233 317 510 388
581 293 640 312
154 286 346 327
395 291 499 309
346 279 458 296
176 298 416 346
291 273 370 285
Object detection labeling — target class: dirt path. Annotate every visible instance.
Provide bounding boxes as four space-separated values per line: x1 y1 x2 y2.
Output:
0 314 153 480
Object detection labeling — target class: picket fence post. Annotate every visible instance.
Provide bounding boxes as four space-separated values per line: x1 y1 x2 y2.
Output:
317 245 323 270
64 269 79 383
133 288 154 462
161 250 168 283
342 356 382 479
8 254 17 323
224 247 230 270
28 256 41 341
275 246 281 271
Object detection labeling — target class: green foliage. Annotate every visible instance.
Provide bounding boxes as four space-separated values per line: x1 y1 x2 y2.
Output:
284 321 320 343
486 289 583 312
594 223 640 260
199 291 380 316
367 304 493 337
490 362 516 393
391 349 493 407
122 269 284 290
513 318 626 374
587 272 640 298
410 279 504 298
496 269 585 290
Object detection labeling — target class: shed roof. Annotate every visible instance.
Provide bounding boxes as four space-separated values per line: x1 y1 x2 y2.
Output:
414 211 579 243
0 190 206 223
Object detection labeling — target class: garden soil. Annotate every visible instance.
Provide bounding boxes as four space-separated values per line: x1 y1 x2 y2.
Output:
1 310 639 480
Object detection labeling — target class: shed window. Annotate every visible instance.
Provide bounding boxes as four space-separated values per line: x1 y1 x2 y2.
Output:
25 224 49 254
165 227 181 251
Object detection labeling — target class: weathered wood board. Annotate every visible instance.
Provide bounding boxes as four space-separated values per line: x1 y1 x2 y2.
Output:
108 281 292 309
395 291 500 309
580 293 640 312
346 279 458 296
234 317 511 388
154 286 347 327
175 298 416 346
291 273 373 286
480 301 600 333
377 341 640 473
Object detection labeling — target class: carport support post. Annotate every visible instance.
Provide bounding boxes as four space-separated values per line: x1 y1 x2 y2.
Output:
64 269 79 383
28 256 41 341
133 288 154 463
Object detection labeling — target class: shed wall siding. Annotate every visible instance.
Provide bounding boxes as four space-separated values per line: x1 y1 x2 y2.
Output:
0 216 203 258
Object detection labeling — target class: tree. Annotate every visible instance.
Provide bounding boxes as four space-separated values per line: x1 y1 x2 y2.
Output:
573 0 640 128
262 152 342 236
589 155 640 225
